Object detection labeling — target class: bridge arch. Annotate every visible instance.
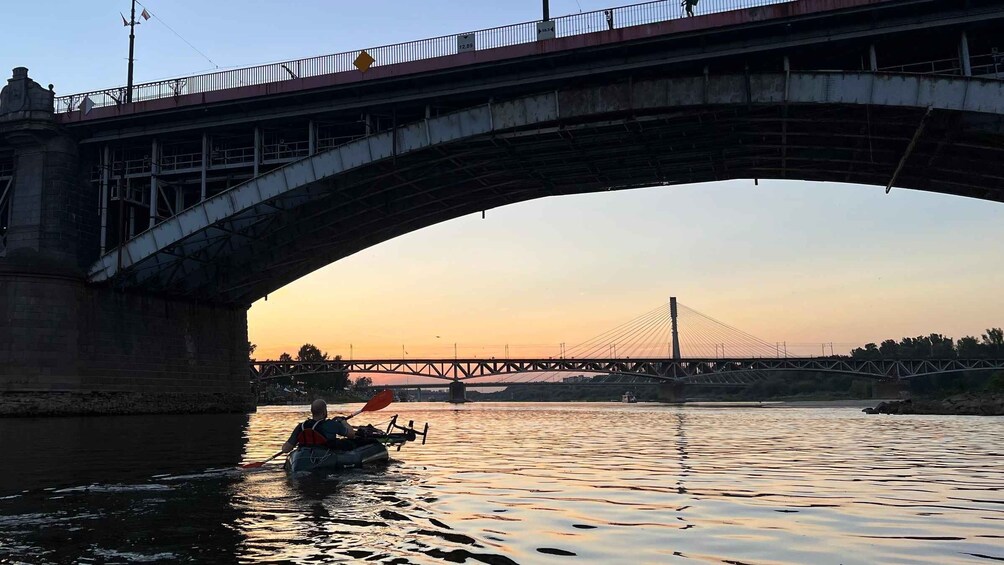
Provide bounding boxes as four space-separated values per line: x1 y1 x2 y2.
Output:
90 72 1004 303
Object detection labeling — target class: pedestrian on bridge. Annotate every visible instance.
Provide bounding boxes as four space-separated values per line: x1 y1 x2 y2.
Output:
682 0 698 17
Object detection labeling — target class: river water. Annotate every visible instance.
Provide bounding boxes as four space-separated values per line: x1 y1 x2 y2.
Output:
0 402 1001 564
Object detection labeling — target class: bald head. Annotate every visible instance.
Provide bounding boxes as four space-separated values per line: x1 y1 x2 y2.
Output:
310 399 327 420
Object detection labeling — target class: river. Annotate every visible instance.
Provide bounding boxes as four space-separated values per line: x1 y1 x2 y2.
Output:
0 402 1001 564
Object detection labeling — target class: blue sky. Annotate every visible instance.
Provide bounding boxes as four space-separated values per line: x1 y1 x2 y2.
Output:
4 1 1003 361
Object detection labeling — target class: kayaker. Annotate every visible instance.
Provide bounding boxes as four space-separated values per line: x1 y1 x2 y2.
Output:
281 399 356 453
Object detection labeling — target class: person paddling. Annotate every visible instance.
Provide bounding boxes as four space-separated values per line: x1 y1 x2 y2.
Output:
241 390 395 469
281 399 356 454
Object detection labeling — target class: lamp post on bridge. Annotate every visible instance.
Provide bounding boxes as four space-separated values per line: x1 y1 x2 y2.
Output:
123 0 151 104
125 0 136 103
435 335 457 361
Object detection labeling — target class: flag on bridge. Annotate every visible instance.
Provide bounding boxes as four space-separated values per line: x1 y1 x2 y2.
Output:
141 8 151 20
121 13 129 26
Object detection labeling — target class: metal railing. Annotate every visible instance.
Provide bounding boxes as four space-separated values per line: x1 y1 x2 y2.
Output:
879 56 965 75
55 0 798 114
878 51 1003 78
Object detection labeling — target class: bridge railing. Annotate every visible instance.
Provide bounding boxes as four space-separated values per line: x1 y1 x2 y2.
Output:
55 0 798 114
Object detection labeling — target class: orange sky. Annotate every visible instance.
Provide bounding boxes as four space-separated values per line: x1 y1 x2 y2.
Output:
249 180 1004 369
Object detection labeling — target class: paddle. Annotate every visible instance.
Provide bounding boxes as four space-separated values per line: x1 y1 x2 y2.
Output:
343 389 394 420
239 390 395 469
240 451 284 469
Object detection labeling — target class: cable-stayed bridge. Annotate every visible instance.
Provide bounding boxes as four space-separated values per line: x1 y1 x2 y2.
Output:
251 299 1004 402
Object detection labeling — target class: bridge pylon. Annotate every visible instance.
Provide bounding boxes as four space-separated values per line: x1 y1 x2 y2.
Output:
448 378 467 404
658 381 686 403
670 297 681 361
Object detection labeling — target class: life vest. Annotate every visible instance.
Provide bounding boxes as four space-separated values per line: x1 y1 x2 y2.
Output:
294 419 328 446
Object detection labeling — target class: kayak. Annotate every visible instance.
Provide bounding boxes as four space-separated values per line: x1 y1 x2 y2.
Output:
284 442 389 473
284 415 428 474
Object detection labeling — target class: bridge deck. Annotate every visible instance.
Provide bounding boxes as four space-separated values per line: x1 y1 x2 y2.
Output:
57 0 892 122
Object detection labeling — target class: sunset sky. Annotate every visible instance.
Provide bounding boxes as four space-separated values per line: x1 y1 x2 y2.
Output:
7 1 1003 364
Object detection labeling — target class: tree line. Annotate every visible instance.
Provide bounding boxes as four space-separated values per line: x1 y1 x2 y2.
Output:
850 328 1003 360
254 342 371 392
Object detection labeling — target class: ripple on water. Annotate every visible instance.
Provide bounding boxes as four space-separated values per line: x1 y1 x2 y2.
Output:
0 403 1002 564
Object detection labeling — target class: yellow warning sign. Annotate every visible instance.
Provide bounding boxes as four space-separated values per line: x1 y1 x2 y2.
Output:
353 50 375 72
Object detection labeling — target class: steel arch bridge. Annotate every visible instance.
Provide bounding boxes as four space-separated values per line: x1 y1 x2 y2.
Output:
250 357 1004 386
88 71 1004 304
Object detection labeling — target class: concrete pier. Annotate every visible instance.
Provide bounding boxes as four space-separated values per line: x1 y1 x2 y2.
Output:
0 69 253 415
658 381 686 403
448 379 467 404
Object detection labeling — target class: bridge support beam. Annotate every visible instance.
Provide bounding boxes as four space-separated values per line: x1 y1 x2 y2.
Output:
657 381 685 403
448 379 466 404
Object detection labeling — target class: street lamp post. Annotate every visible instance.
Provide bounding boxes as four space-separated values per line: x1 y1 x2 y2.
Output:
126 0 137 103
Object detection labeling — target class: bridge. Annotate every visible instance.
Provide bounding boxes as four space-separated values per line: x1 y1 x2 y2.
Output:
251 300 1004 402
3 0 1004 414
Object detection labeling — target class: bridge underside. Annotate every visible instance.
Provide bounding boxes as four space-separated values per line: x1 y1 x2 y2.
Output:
90 73 1004 304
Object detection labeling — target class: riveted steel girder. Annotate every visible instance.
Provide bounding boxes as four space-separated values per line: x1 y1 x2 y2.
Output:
90 72 1004 304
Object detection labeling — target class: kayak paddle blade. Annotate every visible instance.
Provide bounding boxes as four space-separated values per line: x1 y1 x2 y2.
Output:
239 451 283 469
363 389 394 413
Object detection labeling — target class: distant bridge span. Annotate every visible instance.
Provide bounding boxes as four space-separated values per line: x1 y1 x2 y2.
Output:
251 357 1004 385
88 72 1004 303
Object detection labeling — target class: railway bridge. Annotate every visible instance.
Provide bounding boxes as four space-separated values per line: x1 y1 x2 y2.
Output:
252 356 1004 402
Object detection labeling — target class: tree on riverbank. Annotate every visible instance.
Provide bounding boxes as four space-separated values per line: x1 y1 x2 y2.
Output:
851 328 1002 359
986 371 1004 392
291 343 349 392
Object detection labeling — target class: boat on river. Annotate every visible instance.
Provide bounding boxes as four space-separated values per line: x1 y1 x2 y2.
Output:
284 415 428 474
622 391 638 403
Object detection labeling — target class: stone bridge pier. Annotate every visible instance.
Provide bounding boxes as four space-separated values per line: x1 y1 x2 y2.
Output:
0 68 254 416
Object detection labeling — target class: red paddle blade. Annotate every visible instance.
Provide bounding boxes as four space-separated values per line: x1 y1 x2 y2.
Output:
239 461 266 469
362 389 394 413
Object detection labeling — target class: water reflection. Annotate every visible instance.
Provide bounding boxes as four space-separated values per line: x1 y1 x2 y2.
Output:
0 413 250 563
0 403 1002 564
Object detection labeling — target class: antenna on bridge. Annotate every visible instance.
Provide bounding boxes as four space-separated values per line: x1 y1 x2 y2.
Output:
125 0 139 104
